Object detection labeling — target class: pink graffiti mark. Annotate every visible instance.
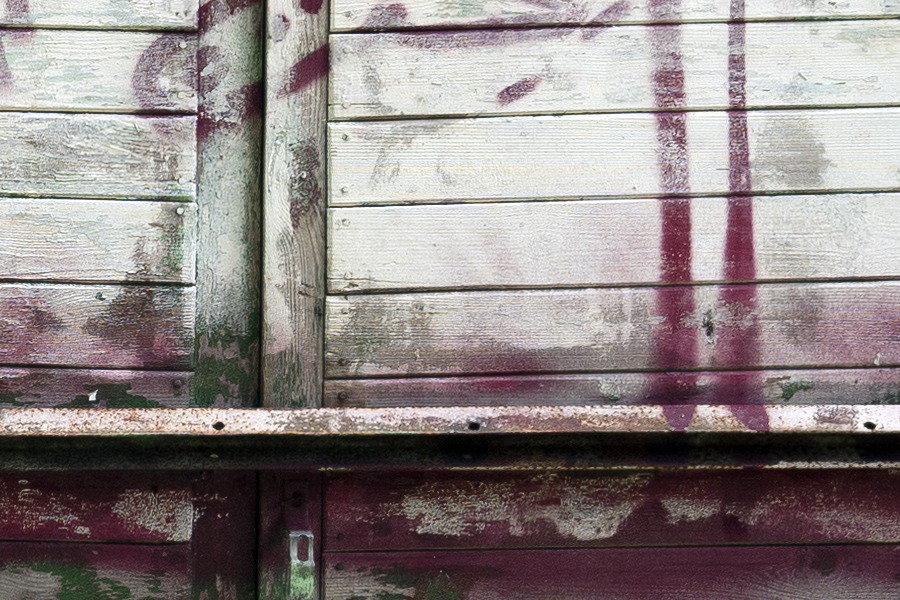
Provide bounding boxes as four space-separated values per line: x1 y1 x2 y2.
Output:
298 0 323 15
645 1 697 431
497 76 540 106
363 3 409 29
132 34 197 112
717 0 767 431
582 0 632 39
0 0 34 91
4 0 29 21
279 43 328 98
0 38 12 91
198 0 259 31
197 80 262 142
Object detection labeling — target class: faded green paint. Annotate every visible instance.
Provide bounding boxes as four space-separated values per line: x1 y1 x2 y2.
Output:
31 562 158 600
368 565 490 600
192 316 259 407
0 391 27 406
873 390 900 404
57 384 164 408
780 380 813 401
290 564 315 599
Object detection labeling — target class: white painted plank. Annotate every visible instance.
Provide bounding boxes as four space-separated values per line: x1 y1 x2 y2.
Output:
0 0 197 30
263 0 328 407
329 108 900 205
330 20 900 119
325 368 900 407
0 113 195 199
332 0 900 31
329 194 900 292
325 282 900 376
0 284 194 369
0 198 196 284
0 30 197 112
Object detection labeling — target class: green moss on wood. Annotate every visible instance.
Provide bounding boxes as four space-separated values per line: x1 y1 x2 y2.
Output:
192 317 259 407
780 380 813 401
0 391 27 406
58 384 164 408
32 562 157 600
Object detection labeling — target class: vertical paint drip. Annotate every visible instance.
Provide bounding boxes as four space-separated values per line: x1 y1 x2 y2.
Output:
719 0 767 430
646 1 697 430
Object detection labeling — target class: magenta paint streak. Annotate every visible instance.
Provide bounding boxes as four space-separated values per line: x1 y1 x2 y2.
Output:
300 0 324 14
717 0 766 430
363 3 409 29
645 1 697 430
198 80 262 142
4 0 30 21
0 39 12 91
132 35 197 112
279 43 328 98
497 76 540 106
582 1 632 40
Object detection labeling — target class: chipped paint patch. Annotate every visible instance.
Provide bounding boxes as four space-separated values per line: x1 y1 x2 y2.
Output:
112 489 192 541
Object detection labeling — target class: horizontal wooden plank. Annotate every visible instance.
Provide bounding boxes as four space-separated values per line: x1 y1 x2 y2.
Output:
0 472 193 542
326 545 900 599
329 108 900 206
326 469 900 550
0 368 191 408
0 543 190 600
3 405 899 436
324 368 900 407
331 20 900 119
0 0 197 30
329 194 900 292
0 31 197 112
1 199 196 284
0 113 195 200
333 0 900 31
0 284 194 369
325 282 900 377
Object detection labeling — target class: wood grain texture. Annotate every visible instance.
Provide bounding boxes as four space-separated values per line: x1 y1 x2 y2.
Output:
0 30 197 113
193 0 263 407
329 194 900 292
329 108 900 206
262 0 329 407
325 470 900 550
325 282 900 377
325 546 900 599
0 284 194 369
1 199 196 284
332 0 900 31
0 113 195 200
0 0 198 30
324 368 900 407
0 368 192 408
0 543 190 600
331 20 900 119
0 472 193 542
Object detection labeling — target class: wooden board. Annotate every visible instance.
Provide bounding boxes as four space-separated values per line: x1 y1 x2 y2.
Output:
0 543 190 600
0 368 192 408
332 0 900 31
193 0 263 407
0 113 195 200
325 281 900 377
326 470 900 550
0 284 194 369
329 194 900 292
329 108 900 206
0 472 193 543
324 367 900 407
0 0 198 30
325 545 900 599
263 0 329 407
0 30 197 113
330 20 900 119
1 199 196 284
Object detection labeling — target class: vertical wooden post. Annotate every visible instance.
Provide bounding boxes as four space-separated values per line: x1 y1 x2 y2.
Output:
262 0 329 407
193 0 264 407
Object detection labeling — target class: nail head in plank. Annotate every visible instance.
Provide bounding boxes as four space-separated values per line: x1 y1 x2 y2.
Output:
1 199 196 284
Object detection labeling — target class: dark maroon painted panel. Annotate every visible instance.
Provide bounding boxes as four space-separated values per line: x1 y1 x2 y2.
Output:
325 545 900 599
0 472 194 543
326 470 900 551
